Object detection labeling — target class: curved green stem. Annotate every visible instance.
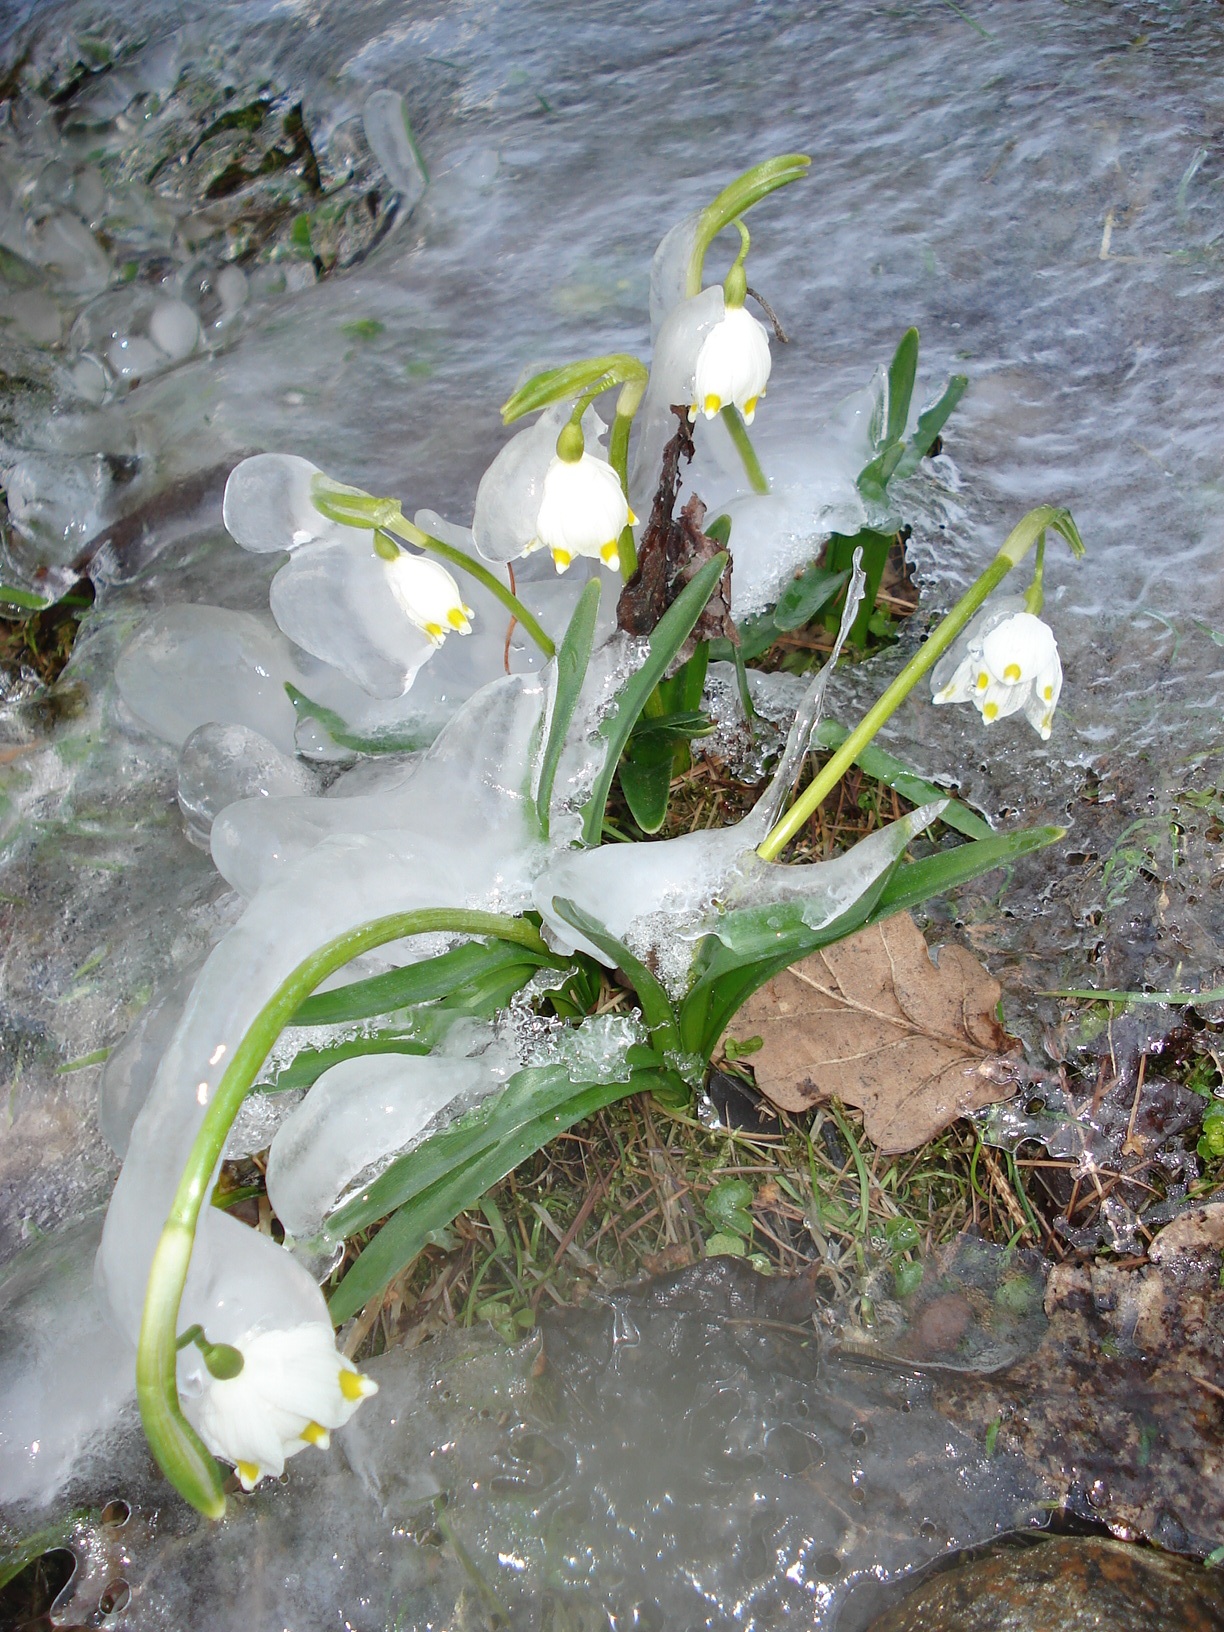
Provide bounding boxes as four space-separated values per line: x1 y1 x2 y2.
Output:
138 908 550 1519
685 155 811 299
721 405 769 495
502 354 648 424
756 506 1084 861
383 520 556 658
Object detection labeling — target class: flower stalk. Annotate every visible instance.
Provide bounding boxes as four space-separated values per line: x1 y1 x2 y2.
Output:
137 908 551 1519
757 506 1084 861
685 154 811 298
720 404 769 495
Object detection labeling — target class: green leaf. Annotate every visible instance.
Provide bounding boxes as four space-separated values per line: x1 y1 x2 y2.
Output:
549 896 679 1047
884 327 919 449
0 583 50 611
618 744 674 833
811 719 993 840
284 683 432 754
687 155 812 297
579 552 728 844
873 825 1066 920
537 578 601 836
772 565 850 633
327 1064 669 1321
894 373 968 479
260 1035 432 1093
822 529 894 645
291 938 557 1026
501 353 647 423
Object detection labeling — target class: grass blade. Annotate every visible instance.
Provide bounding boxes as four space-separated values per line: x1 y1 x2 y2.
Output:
548 896 679 1047
873 825 1065 920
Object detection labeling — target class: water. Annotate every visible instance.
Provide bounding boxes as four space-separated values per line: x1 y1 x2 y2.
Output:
2 0 1224 1622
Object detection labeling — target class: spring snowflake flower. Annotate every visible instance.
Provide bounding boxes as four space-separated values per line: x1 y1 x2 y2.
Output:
931 603 1063 740
385 551 473 645
532 450 634 573
690 301 771 424
188 1321 378 1491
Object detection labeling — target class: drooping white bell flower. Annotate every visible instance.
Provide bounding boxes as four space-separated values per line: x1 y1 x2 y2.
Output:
691 300 772 424
223 453 475 698
931 601 1063 739
532 449 634 573
384 551 473 645
187 1321 378 1491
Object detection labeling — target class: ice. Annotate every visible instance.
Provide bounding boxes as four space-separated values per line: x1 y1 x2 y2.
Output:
177 723 318 849
99 966 201 1158
209 668 550 898
472 402 607 564
361 89 428 210
629 283 724 513
221 452 373 554
648 211 702 334
266 1026 516 1239
0 1214 136 1508
147 298 201 362
25 208 110 295
115 605 303 753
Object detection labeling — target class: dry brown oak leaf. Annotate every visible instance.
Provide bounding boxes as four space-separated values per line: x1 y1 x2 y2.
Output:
730 911 1022 1152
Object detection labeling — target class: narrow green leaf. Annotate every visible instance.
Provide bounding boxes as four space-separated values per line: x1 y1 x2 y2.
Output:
501 354 647 423
894 373 968 478
549 896 679 1046
618 745 674 833
885 327 920 448
773 566 849 632
811 719 993 840
873 825 1066 920
284 683 431 754
328 1068 665 1322
291 939 555 1025
579 551 727 844
536 578 601 836
261 1035 432 1092
0 584 50 611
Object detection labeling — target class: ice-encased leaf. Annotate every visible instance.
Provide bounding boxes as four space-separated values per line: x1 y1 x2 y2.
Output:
269 535 438 698
648 211 702 336
210 668 550 899
267 1031 515 1238
223 452 374 554
362 89 428 208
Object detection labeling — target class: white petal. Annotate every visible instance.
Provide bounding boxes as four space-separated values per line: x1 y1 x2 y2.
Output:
534 453 629 568
980 612 1059 684
693 305 771 421
269 537 437 698
385 553 472 641
931 652 980 705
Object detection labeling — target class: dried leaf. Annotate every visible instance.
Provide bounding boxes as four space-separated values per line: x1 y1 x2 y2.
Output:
616 407 735 659
730 911 1021 1151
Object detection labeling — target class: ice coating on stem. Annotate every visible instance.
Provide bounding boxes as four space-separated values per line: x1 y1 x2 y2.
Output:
267 1028 517 1238
648 211 702 335
96 827 528 1350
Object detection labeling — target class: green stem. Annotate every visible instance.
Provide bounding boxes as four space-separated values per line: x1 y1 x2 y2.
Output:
1024 533 1046 615
756 505 1082 861
609 410 637 579
721 405 769 495
137 907 550 1520
685 155 812 298
382 521 556 658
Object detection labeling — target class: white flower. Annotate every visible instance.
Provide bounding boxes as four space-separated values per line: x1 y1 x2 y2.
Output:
385 551 473 646
188 1322 378 1491
531 451 633 574
932 604 1063 739
691 303 771 424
